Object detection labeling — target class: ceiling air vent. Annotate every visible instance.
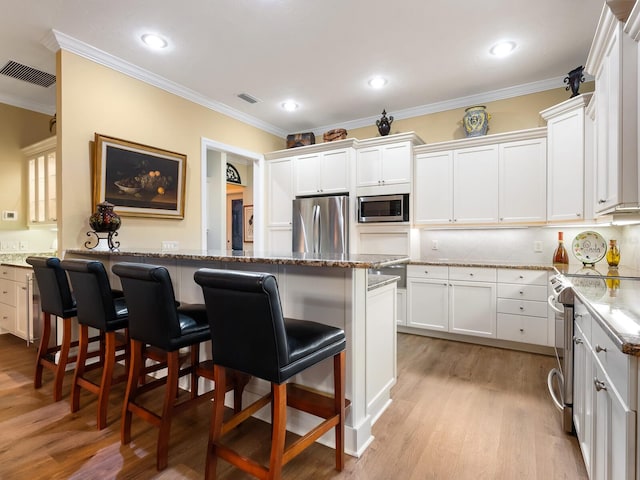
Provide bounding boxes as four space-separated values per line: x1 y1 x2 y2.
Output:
0 60 56 88
237 92 260 104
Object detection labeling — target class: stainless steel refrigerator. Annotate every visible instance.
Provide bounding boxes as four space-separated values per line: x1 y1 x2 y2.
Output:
292 195 349 255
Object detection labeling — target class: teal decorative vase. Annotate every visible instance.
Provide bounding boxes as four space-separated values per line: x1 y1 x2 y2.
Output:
463 105 490 137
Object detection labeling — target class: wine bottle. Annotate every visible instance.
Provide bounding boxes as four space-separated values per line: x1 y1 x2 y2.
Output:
553 231 569 264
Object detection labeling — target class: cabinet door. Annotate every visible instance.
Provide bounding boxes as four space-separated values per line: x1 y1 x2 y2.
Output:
453 145 499 223
380 143 411 185
499 138 546 223
414 151 454 224
356 147 382 187
449 281 497 338
14 278 30 341
266 158 293 227
396 288 407 326
26 140 57 226
320 149 350 194
573 324 594 478
266 227 292 252
0 302 15 333
547 107 585 221
407 279 448 331
295 153 321 196
592 360 636 480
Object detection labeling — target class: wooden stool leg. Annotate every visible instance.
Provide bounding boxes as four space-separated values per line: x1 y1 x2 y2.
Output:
121 339 142 445
190 345 199 400
205 365 227 480
268 382 287 480
34 311 51 389
71 324 89 413
53 316 72 402
334 350 346 471
97 331 116 430
157 350 180 471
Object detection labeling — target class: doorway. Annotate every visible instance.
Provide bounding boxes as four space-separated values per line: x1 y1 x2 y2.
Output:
227 192 244 250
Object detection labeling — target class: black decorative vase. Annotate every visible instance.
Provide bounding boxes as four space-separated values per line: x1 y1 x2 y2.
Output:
376 109 393 136
564 66 585 98
89 201 121 232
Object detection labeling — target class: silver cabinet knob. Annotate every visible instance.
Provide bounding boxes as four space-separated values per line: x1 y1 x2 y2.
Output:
598 199 606 204
595 345 607 353
594 378 607 392
519 290 524 295
519 328 524 332
574 336 583 345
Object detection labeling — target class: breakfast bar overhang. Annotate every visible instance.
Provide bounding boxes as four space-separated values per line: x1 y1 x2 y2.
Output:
64 248 408 456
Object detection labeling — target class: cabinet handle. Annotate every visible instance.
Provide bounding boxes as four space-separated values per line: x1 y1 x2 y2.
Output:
519 290 524 295
424 270 429 274
594 378 607 392
574 336 583 344
519 306 525 311
500 217 504 221
595 345 607 353
469 273 474 277
598 199 606 204
576 213 581 217
2 291 6 294
453 219 457 222
575 313 583 318
519 328 524 332
519 275 524 279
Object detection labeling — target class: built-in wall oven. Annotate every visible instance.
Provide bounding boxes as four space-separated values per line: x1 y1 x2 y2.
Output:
547 273 575 433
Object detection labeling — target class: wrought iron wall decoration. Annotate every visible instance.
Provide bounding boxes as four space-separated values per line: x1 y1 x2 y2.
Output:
226 163 241 184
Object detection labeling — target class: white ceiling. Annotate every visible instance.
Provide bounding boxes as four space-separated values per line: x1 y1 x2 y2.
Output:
1 0 604 137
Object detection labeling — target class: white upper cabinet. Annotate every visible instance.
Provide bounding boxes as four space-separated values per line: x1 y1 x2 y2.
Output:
294 148 350 196
265 157 293 228
22 136 57 227
541 94 593 222
356 133 423 196
413 128 547 225
586 4 638 214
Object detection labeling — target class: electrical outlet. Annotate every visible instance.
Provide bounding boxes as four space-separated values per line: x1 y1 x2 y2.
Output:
19 241 27 251
8 241 17 251
534 241 543 253
0 241 7 251
431 240 439 250
161 241 179 251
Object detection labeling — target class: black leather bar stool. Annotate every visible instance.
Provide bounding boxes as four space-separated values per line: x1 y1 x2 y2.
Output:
26 256 79 402
112 262 245 471
194 268 347 480
60 259 129 430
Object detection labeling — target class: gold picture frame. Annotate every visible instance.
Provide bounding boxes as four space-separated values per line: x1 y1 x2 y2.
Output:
93 133 187 219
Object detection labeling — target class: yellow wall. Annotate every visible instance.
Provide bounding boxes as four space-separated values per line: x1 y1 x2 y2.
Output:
58 51 282 251
347 82 595 143
0 103 51 230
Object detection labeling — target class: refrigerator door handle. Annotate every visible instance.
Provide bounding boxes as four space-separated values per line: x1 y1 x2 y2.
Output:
313 204 321 253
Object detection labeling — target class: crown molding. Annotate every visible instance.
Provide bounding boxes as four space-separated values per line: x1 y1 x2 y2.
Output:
540 92 593 119
51 30 287 138
585 5 618 74
624 0 640 40
311 75 581 137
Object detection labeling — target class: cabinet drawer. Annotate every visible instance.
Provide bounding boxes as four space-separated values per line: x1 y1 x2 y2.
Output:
449 266 496 283
0 302 16 331
497 298 548 317
407 265 448 280
591 320 635 405
0 266 15 281
497 268 548 286
0 279 16 307
497 313 548 346
497 283 548 301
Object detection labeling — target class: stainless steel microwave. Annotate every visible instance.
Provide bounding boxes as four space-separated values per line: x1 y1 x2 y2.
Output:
358 194 409 223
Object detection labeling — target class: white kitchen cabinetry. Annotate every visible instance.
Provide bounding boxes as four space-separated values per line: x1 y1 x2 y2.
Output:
407 265 496 339
264 157 293 251
356 133 423 196
496 269 550 346
0 266 35 343
541 94 593 222
572 295 637 480
407 265 449 331
294 148 350 197
22 137 57 227
413 128 547 225
586 4 638 215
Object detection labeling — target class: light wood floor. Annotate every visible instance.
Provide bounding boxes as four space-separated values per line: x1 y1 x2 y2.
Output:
0 332 588 479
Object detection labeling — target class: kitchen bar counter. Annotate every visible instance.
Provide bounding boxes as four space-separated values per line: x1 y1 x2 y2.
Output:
64 248 401 457
65 248 409 269
409 259 555 271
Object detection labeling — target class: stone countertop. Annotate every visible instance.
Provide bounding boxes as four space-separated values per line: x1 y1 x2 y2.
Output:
571 277 640 356
409 259 555 271
64 248 410 269
367 274 400 291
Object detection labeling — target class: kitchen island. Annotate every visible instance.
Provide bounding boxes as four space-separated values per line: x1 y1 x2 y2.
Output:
64 248 408 456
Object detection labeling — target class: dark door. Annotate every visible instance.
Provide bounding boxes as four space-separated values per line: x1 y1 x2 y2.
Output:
231 199 243 250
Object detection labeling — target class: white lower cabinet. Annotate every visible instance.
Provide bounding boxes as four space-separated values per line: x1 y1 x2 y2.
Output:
573 295 637 480
0 266 35 342
407 265 496 339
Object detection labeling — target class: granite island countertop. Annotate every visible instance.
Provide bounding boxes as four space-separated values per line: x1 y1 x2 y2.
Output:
409 259 555 271
64 248 410 269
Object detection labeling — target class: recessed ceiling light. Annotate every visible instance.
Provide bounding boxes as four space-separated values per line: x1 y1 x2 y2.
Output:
141 33 168 49
281 100 299 112
489 41 516 57
368 76 387 89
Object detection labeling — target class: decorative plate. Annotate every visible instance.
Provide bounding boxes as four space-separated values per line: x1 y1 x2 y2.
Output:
572 231 607 265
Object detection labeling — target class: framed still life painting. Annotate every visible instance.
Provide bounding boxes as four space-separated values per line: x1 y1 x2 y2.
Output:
93 133 187 219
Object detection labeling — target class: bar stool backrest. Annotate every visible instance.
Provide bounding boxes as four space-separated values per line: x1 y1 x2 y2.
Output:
26 256 76 318
60 259 124 330
112 262 181 349
194 268 288 383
